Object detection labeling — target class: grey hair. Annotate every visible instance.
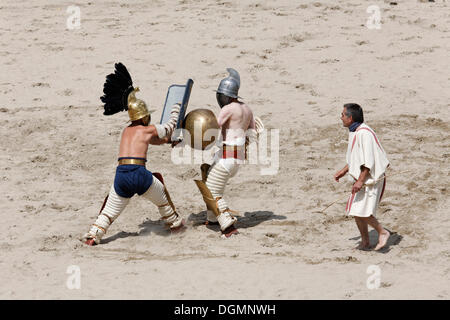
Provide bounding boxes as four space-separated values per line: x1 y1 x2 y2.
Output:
344 103 364 123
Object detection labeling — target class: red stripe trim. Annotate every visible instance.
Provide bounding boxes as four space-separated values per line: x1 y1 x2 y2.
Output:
221 146 245 159
379 176 386 202
347 193 356 213
351 136 357 152
357 127 382 148
351 127 382 152
223 148 239 159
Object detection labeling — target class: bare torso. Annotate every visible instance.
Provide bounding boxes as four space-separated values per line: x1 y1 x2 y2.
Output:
217 101 255 142
118 124 168 159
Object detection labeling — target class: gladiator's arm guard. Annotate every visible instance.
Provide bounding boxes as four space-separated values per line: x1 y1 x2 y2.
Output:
255 116 265 135
247 116 264 144
247 129 258 144
154 104 181 139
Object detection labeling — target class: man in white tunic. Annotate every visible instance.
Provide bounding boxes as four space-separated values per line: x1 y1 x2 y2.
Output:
334 103 390 250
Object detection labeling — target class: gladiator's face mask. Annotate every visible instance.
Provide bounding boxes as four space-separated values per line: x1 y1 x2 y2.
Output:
216 92 233 108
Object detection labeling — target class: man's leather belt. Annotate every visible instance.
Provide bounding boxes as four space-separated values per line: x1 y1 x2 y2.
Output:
118 158 146 166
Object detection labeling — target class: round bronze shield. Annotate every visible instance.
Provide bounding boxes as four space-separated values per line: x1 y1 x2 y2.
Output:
182 109 220 150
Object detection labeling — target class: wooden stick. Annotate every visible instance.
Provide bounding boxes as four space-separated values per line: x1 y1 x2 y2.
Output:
319 194 349 213
319 170 411 213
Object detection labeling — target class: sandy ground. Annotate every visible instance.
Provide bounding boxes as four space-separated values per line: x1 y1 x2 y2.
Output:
0 0 449 299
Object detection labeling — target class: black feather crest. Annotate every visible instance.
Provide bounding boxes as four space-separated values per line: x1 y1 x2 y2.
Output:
100 62 134 115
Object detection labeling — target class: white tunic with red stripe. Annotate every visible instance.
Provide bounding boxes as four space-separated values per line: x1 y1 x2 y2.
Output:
345 123 389 217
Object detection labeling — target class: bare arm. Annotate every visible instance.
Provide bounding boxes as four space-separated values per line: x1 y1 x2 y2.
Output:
246 115 258 143
217 107 232 128
143 125 170 145
334 164 349 182
249 115 256 130
352 166 370 194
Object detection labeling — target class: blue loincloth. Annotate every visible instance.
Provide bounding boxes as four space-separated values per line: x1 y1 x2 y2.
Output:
113 159 153 198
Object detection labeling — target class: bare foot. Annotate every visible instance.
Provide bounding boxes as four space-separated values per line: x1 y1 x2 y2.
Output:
354 241 371 251
170 219 187 234
84 239 96 246
221 225 239 238
374 229 390 251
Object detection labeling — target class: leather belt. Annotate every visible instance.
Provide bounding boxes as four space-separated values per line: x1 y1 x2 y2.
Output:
118 158 146 166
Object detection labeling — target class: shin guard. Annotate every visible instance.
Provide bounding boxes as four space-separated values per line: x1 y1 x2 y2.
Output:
142 173 183 229
198 163 237 231
82 185 129 245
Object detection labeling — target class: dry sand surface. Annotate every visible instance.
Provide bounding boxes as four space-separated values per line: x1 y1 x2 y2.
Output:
0 0 449 299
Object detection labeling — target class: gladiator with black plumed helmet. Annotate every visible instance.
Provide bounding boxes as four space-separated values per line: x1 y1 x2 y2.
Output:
81 63 184 246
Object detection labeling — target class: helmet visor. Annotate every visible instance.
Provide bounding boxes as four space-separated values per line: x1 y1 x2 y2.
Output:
216 92 233 108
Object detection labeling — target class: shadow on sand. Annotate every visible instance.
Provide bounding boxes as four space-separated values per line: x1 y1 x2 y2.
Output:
101 211 287 244
188 210 286 232
101 219 171 244
349 228 403 253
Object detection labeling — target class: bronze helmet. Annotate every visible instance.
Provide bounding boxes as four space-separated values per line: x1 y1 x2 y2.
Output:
127 87 150 123
101 63 150 124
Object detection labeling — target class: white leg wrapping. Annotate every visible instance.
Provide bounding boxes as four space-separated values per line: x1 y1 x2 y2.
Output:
141 176 183 228
217 211 236 231
205 163 237 231
83 185 129 244
206 163 229 210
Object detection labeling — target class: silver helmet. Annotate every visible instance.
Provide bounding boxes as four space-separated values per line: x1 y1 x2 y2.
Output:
216 68 241 98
